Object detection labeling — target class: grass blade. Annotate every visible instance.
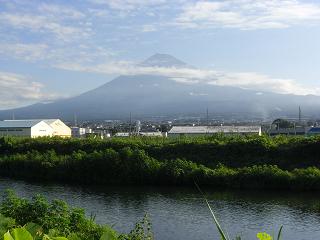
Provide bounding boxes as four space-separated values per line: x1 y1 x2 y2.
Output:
277 226 283 240
195 182 229 240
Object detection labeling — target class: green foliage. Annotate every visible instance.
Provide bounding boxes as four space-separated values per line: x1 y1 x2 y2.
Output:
0 135 320 189
0 192 155 240
256 232 272 240
118 214 153 240
0 190 105 240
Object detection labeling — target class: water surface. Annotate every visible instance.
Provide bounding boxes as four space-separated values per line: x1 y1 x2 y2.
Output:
0 178 319 240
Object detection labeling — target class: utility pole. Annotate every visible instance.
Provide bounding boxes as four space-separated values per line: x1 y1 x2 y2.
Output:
12 112 15 120
129 112 132 136
74 113 77 127
206 107 209 126
299 106 302 123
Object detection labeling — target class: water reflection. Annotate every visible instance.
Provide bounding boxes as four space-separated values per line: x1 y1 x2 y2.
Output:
0 178 320 240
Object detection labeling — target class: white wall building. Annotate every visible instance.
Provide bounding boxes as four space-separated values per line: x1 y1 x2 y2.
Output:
0 120 54 138
0 119 71 138
168 126 262 137
42 119 71 138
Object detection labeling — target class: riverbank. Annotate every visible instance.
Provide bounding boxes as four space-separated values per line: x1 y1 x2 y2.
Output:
0 135 320 190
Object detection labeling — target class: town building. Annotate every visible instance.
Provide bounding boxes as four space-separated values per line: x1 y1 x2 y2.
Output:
168 125 262 137
306 127 320 136
268 127 308 136
0 119 71 138
71 127 92 138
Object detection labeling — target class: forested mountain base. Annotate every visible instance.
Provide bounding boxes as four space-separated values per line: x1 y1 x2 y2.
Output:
0 135 320 190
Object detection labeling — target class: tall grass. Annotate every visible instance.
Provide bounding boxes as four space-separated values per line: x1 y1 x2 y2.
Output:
196 183 284 240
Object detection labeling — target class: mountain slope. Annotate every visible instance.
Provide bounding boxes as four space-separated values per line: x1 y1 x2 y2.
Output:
1 54 320 120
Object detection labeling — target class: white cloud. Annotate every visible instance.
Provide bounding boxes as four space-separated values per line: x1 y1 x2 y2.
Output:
0 71 58 109
0 1 90 42
55 60 320 96
175 0 320 30
38 3 85 19
142 24 157 32
89 0 167 11
0 42 114 65
0 43 49 62
0 13 89 41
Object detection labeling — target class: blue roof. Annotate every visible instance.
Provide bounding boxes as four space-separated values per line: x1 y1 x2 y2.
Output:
0 120 43 128
308 127 320 133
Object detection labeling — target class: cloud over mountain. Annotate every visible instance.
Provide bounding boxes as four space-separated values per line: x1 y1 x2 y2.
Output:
56 54 320 96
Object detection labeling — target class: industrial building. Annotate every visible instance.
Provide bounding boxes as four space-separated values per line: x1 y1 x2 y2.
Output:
168 126 262 137
42 119 71 138
307 127 320 136
71 127 92 138
114 131 164 137
0 119 71 138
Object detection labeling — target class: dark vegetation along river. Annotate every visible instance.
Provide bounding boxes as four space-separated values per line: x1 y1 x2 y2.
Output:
1 178 320 240
1 136 320 239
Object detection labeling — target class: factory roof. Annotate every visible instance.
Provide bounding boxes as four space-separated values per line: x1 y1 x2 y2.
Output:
0 120 44 128
308 127 320 133
168 126 261 134
0 119 64 129
139 132 163 137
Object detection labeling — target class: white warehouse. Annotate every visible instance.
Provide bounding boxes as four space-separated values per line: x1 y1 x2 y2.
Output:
168 126 262 137
0 119 71 138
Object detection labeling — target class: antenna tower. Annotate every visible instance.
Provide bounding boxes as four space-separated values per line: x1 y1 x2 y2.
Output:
74 113 77 127
299 106 301 123
206 107 209 126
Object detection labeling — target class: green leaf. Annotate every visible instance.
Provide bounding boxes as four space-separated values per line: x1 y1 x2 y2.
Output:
257 232 273 240
100 228 118 240
12 228 33 240
25 223 42 238
4 231 14 240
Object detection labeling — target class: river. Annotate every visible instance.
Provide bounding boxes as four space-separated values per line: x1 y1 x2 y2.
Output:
0 178 319 240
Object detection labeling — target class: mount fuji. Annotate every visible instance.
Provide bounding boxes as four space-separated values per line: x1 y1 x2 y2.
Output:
1 54 320 121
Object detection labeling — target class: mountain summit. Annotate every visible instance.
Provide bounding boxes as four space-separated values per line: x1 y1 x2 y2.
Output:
0 54 319 120
140 53 189 68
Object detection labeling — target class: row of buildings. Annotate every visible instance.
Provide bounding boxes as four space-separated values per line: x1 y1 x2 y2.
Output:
1 118 319 138
0 119 263 138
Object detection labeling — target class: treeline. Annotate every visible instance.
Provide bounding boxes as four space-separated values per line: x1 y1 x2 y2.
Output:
0 135 320 189
1 135 320 169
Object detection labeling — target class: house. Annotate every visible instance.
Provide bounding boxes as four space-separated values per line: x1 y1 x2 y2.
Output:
0 119 71 138
168 125 262 137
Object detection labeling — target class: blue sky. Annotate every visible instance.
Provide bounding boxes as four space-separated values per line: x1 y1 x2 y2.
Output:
1 0 320 109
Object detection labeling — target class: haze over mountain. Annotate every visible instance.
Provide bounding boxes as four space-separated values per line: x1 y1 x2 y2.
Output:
1 54 320 121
